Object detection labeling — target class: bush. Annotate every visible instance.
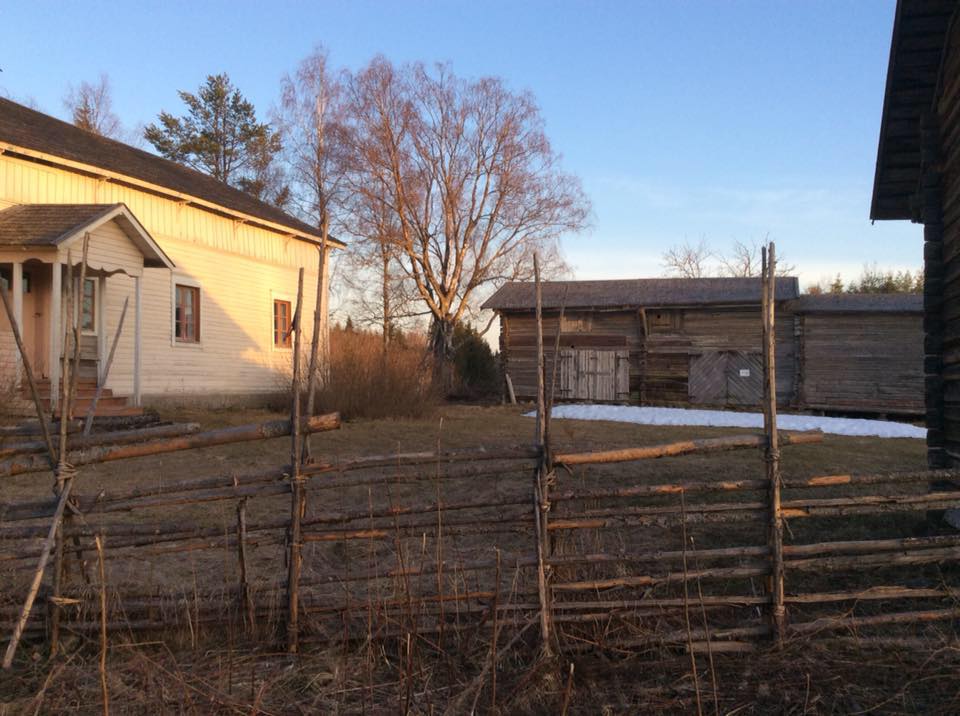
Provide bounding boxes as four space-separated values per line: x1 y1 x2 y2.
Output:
451 322 500 400
315 327 437 420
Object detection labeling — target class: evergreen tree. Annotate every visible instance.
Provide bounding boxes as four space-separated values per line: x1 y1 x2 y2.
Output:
145 74 287 203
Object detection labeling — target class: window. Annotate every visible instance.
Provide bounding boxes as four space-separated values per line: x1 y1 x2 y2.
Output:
175 284 200 343
273 299 292 348
81 278 96 332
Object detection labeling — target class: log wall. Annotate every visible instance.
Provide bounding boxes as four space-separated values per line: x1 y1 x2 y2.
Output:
933 18 960 464
798 312 924 415
499 304 923 414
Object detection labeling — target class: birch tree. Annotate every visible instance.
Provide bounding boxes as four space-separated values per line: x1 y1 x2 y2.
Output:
344 58 589 381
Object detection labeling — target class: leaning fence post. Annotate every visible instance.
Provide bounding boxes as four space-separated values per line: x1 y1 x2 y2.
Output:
761 244 786 644
532 255 554 654
286 268 306 654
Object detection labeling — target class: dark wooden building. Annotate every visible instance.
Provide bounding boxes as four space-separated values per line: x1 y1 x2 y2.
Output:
790 293 923 415
484 278 923 415
871 0 960 465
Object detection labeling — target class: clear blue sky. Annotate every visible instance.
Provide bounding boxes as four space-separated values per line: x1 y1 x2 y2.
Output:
0 0 916 288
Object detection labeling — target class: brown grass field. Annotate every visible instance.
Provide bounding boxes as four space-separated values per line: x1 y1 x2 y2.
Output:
3 404 960 714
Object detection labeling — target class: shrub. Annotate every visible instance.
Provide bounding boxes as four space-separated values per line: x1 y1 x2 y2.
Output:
314 327 437 420
450 322 500 400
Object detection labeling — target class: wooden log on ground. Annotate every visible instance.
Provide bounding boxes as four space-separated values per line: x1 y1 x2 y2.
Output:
0 413 340 478
554 430 823 466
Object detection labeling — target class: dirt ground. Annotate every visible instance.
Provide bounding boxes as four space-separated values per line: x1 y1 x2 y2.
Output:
4 403 958 714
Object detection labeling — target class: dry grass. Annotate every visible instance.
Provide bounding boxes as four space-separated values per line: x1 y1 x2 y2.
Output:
312 328 438 420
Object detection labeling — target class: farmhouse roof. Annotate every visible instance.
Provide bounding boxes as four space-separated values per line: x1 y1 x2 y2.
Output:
870 0 959 220
0 97 344 248
0 203 175 268
482 276 800 311
790 292 922 313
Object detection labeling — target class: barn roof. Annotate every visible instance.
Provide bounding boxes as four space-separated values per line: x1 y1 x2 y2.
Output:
789 292 922 313
482 276 800 311
870 0 959 220
0 97 344 248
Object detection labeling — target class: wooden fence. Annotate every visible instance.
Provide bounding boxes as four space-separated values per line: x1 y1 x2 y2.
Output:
1 247 957 676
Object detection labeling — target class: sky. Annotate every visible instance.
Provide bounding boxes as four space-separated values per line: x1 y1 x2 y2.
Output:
0 0 918 291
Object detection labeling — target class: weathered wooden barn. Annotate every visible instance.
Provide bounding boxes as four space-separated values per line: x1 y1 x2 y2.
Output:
870 0 960 464
789 293 923 415
483 278 923 415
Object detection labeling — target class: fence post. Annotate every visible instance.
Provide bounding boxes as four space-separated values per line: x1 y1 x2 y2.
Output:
237 497 255 633
762 244 786 644
532 255 554 655
286 268 306 654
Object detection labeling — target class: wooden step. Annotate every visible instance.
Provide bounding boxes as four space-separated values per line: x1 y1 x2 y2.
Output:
29 387 114 400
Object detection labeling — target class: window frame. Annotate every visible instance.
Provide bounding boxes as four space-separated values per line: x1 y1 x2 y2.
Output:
273 298 293 349
171 276 202 347
80 277 97 335
270 290 296 351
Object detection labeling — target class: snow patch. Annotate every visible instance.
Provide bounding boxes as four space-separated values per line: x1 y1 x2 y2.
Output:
528 404 926 439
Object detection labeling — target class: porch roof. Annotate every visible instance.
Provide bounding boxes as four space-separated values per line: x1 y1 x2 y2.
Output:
0 203 174 269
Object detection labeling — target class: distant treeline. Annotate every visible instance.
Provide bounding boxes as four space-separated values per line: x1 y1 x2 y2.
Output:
806 264 923 295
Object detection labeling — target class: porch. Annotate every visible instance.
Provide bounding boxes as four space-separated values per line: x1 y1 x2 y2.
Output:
0 203 174 416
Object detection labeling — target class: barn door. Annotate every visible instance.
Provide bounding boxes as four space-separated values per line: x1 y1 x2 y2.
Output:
689 351 764 406
726 352 763 405
688 352 728 405
559 348 630 401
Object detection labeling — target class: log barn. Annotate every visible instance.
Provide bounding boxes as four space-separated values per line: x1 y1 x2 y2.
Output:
483 277 923 415
870 0 960 465
790 293 923 415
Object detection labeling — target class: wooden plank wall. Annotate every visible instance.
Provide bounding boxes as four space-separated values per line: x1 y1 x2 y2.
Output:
499 305 793 406
798 313 924 415
501 310 640 401
933 17 960 464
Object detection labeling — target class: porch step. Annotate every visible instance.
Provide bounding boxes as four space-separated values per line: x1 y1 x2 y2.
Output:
26 379 142 418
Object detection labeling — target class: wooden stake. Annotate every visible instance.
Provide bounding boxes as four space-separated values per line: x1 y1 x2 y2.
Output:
83 297 129 436
762 244 786 645
303 237 327 462
2 479 76 669
95 534 109 716
236 497 255 632
287 267 305 654
532 255 553 654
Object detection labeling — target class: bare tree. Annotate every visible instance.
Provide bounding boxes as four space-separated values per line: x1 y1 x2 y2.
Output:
718 238 795 277
661 238 712 278
63 74 123 138
343 58 589 382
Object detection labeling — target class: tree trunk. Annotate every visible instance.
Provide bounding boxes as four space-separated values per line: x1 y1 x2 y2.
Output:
381 247 392 351
430 317 456 392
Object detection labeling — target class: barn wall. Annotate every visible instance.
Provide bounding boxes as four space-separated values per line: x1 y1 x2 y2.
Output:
499 304 794 407
500 310 641 401
644 306 795 405
929 18 960 465
798 312 924 415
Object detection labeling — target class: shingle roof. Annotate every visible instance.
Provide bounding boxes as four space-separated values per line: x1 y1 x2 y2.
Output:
790 292 923 313
0 203 175 268
481 277 800 311
0 204 119 247
0 97 342 247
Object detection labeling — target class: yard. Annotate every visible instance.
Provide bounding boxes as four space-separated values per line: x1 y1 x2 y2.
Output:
3 404 959 714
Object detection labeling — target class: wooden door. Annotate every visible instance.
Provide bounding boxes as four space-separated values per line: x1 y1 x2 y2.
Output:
688 352 728 405
689 351 763 407
726 352 763 405
560 348 630 401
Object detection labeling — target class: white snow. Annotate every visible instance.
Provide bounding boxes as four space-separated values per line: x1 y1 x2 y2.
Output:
528 404 926 439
